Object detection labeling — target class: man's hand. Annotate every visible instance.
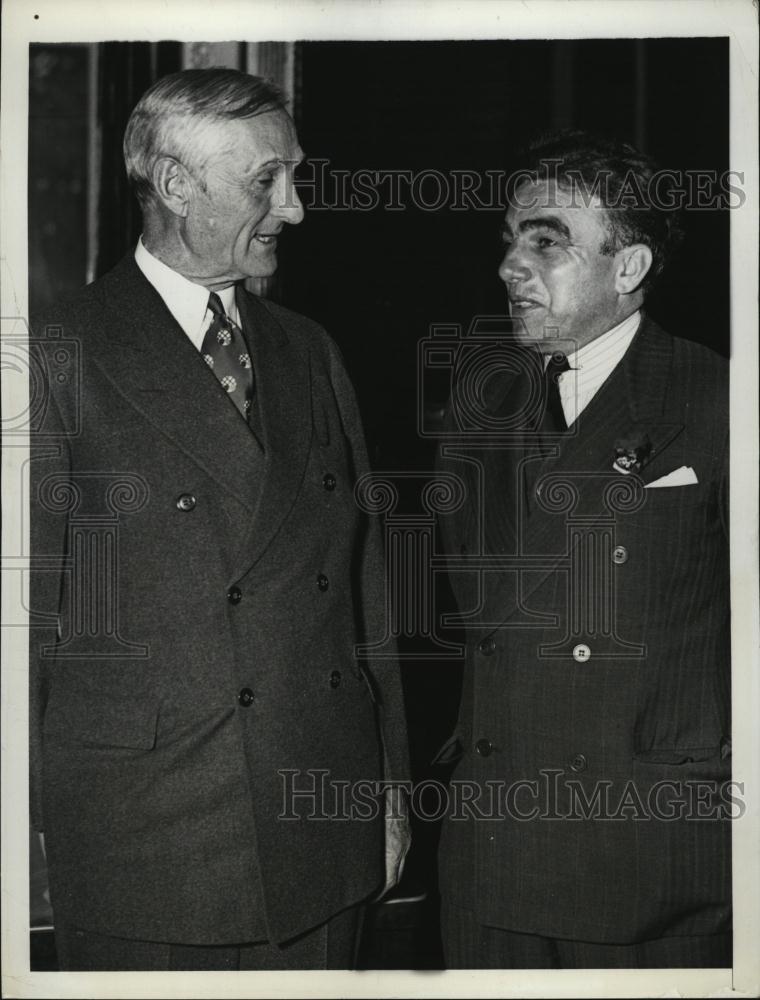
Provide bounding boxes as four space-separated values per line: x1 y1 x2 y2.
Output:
378 783 411 899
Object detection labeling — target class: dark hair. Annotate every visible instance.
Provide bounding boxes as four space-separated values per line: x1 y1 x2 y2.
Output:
509 130 683 292
124 68 286 208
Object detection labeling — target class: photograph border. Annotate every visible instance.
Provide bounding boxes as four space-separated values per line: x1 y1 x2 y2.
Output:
2 1 758 997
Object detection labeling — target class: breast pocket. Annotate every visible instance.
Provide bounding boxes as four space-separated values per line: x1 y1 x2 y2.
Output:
637 481 710 512
641 483 711 513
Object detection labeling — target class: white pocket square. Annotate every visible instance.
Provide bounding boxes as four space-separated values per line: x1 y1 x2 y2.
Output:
645 466 698 488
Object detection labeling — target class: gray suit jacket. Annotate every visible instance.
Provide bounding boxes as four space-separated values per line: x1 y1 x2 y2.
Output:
30 253 408 945
436 316 730 943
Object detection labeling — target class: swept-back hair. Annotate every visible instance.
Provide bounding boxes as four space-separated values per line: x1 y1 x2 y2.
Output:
509 130 683 292
123 68 286 208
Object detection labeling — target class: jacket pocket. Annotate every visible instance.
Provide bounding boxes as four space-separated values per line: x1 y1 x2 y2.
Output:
44 694 159 750
631 743 730 787
633 745 723 766
431 732 465 767
634 481 711 512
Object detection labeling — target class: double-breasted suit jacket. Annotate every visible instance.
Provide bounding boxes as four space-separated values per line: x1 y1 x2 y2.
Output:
437 316 730 944
29 253 408 946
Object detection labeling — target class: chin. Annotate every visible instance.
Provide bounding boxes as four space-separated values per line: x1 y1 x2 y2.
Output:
243 260 278 281
512 324 547 348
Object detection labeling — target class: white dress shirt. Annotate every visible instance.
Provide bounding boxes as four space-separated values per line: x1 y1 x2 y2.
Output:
134 237 240 351
549 310 641 427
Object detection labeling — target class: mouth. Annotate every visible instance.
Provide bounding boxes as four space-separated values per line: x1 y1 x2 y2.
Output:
253 231 280 246
509 296 543 312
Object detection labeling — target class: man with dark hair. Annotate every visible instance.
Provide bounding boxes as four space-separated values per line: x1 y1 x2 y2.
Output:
507 131 683 289
30 68 409 971
436 131 730 968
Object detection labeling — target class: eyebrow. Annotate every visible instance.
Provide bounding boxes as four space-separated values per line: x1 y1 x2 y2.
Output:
501 216 572 241
254 153 305 171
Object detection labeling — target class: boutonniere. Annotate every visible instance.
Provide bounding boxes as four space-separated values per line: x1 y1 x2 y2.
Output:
613 430 652 475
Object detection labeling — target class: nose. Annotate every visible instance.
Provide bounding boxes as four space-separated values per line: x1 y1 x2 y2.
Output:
272 174 304 226
498 243 531 284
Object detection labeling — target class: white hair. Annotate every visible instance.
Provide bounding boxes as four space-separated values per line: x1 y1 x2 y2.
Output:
123 68 285 209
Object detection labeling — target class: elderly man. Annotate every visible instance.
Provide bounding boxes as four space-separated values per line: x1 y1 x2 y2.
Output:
436 132 730 968
30 68 408 971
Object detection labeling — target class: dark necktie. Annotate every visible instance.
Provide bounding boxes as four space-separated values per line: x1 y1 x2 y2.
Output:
523 350 571 505
539 350 571 434
201 292 254 419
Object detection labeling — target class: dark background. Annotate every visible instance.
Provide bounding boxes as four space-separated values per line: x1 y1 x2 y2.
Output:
28 36 730 968
287 39 730 447
285 40 731 932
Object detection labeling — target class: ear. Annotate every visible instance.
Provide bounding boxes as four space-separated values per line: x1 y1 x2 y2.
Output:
614 244 653 295
150 157 193 218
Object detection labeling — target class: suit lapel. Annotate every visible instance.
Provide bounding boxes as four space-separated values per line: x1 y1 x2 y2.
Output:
480 351 541 560
488 316 686 622
93 255 265 513
232 289 313 575
536 318 681 471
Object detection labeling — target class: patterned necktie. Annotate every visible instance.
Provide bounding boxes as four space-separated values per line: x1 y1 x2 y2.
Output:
539 351 571 434
201 292 254 419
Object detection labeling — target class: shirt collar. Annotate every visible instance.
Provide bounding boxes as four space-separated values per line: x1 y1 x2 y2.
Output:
134 238 239 351
564 310 642 370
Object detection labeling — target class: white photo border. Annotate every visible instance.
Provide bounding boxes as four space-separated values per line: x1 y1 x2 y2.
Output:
2 1 757 997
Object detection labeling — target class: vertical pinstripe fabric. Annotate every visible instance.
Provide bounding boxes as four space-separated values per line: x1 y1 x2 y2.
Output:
436 317 730 953
441 902 731 968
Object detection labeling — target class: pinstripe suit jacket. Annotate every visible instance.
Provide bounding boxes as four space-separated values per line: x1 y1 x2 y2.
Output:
436 316 730 943
29 253 408 946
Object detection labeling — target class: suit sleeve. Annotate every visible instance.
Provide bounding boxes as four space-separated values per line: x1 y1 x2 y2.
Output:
324 338 411 785
29 353 71 832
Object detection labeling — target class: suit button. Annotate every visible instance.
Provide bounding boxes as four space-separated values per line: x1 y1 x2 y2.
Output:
238 687 255 707
572 643 590 662
460 542 468 554
323 473 336 491
317 574 329 591
479 636 496 656
227 586 242 604
329 670 342 689
475 738 493 757
176 493 196 512
612 545 628 565
570 753 588 772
